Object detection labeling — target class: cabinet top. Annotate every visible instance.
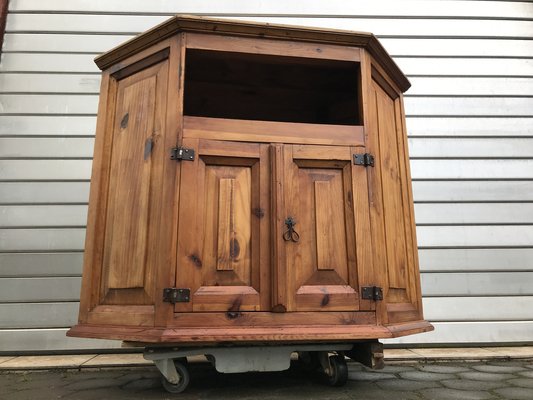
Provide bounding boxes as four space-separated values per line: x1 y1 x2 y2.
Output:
95 14 410 92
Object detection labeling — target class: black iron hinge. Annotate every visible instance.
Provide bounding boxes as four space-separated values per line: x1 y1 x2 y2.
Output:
361 286 383 301
353 153 374 167
162 288 190 304
170 147 195 161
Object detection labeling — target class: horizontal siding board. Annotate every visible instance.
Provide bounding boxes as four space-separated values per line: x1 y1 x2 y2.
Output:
0 94 98 115
0 116 97 136
408 138 533 158
2 33 131 53
4 203 533 227
0 205 88 227
1 116 531 137
3 94 531 117
2 53 532 77
0 228 85 251
0 138 95 158
417 226 533 248
5 14 167 33
0 73 101 94
0 253 83 277
2 159 532 181
0 302 78 328
421 272 533 296
406 117 533 137
0 277 81 302
423 297 533 321
0 328 120 352
4 74 533 97
404 97 533 117
0 53 99 73
234 17 533 38
412 181 533 202
0 182 90 204
381 38 533 58
419 248 533 272
408 77 533 97
9 0 533 19
386 321 533 345
6 14 533 38
0 160 92 180
2 226 531 252
396 58 533 77
414 203 533 225
410 160 533 179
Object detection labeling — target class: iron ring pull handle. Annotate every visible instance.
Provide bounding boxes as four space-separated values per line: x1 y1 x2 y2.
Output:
283 216 300 243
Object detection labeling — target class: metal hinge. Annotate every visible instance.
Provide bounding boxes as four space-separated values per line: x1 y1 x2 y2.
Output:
361 286 383 301
170 147 195 161
353 153 374 167
162 288 190 304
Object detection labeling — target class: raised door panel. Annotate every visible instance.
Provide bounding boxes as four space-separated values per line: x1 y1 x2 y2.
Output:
282 144 368 312
175 138 270 312
368 74 422 323
98 60 168 307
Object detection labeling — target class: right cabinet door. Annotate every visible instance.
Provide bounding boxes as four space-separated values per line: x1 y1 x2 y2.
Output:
367 75 423 324
278 144 373 312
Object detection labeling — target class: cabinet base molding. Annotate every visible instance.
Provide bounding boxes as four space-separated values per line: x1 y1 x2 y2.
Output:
67 319 433 345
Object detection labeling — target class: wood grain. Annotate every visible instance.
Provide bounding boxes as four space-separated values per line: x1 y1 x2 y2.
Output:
175 139 267 313
270 143 288 312
70 20 431 345
183 116 364 146
285 145 360 312
68 318 433 343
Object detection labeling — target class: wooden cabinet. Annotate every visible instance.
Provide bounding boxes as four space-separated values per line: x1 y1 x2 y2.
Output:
68 15 432 344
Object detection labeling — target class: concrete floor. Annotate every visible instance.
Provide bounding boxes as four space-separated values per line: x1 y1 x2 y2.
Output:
1 358 533 400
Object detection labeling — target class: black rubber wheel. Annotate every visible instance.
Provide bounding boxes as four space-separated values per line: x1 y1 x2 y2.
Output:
160 360 190 394
325 355 348 387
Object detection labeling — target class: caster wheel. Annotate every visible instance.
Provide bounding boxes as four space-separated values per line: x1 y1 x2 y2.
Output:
325 355 348 387
160 360 190 394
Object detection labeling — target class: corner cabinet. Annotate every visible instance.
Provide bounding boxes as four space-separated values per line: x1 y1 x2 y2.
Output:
68 15 433 345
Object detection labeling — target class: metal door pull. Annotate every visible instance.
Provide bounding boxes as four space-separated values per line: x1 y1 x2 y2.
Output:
283 217 300 242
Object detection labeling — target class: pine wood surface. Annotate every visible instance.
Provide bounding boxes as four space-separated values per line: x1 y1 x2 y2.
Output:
94 15 410 92
67 319 433 344
183 116 365 146
70 17 432 345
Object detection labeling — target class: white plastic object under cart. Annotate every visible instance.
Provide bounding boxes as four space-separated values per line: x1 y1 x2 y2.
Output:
144 343 362 393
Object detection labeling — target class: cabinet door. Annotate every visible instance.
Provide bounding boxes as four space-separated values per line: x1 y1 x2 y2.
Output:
277 144 372 312
367 76 423 324
99 59 168 307
175 138 270 312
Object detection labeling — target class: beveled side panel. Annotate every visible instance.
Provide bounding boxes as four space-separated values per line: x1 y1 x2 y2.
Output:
104 74 156 290
95 58 169 308
366 66 423 324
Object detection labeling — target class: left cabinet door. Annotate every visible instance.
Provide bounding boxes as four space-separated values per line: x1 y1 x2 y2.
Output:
174 138 271 312
98 59 169 307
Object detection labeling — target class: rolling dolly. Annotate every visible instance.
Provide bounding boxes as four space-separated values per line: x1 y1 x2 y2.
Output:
145 342 385 393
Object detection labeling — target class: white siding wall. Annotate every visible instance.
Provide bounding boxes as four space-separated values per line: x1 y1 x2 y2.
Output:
1 0 532 351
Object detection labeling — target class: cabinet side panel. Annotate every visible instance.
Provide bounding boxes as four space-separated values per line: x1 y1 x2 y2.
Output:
369 75 422 324
97 59 169 307
105 75 156 289
77 72 114 323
